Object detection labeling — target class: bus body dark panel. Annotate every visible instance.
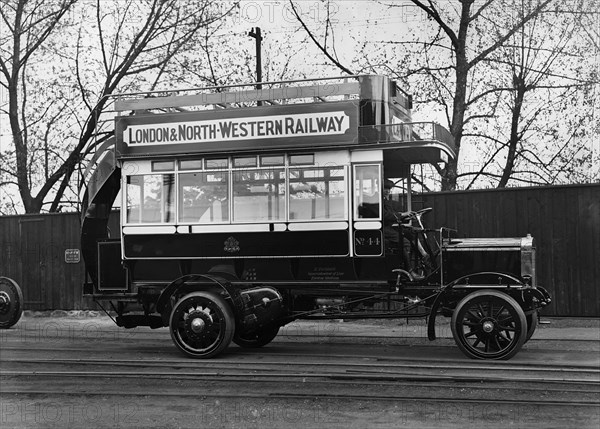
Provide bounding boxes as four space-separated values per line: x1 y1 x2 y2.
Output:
129 259 183 283
123 230 350 258
443 250 521 284
121 256 394 284
97 241 128 290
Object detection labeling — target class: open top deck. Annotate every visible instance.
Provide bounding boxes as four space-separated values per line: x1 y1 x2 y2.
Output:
110 75 454 161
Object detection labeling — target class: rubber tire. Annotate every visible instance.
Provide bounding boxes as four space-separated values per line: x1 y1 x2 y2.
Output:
0 277 24 329
169 291 235 358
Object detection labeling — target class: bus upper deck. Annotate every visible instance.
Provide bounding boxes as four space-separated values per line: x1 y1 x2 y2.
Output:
110 75 454 160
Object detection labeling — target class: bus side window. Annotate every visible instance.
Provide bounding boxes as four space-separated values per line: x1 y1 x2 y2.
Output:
233 169 285 222
126 174 175 224
354 164 381 219
289 167 346 221
179 172 228 223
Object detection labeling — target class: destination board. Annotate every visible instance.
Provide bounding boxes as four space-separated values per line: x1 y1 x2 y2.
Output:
115 101 359 157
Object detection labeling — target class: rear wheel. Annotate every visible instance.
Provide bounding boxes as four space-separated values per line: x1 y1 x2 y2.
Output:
0 277 23 329
451 290 527 360
169 291 235 358
233 325 280 348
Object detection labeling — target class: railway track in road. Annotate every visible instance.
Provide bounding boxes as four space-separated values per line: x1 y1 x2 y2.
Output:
1 388 598 409
2 367 599 405
2 355 599 405
3 355 600 382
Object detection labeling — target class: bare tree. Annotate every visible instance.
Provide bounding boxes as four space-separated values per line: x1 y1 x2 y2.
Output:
0 0 235 213
291 0 567 190
459 1 597 188
400 0 558 190
288 0 353 75
0 0 78 213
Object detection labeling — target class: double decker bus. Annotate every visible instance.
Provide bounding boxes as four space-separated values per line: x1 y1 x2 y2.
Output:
80 75 550 360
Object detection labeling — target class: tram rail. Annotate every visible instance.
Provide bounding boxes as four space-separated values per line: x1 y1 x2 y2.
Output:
3 354 599 391
3 370 600 390
1 388 598 409
3 356 600 376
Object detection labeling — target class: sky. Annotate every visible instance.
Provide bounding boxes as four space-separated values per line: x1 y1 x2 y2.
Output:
0 0 598 212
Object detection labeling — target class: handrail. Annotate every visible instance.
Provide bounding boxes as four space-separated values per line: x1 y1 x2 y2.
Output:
114 80 361 111
107 75 364 100
107 74 410 112
360 122 456 153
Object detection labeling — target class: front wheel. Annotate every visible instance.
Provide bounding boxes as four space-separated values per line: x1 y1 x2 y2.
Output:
451 290 527 360
169 291 235 358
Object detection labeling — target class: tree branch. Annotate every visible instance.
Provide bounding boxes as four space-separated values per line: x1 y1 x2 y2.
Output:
468 0 553 69
288 0 353 75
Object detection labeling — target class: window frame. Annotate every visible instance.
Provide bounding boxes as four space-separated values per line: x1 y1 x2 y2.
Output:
353 163 383 220
122 153 351 226
288 165 348 222
178 170 230 224
231 165 287 223
125 172 176 225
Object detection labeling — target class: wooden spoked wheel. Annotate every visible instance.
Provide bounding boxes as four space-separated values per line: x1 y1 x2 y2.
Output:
451 290 527 360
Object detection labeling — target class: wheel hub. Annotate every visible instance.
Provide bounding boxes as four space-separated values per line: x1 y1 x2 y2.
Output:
482 320 495 333
190 317 206 333
183 308 213 340
0 292 9 314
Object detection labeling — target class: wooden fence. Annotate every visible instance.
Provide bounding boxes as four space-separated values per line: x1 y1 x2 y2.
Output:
416 183 600 317
0 183 598 316
0 212 120 311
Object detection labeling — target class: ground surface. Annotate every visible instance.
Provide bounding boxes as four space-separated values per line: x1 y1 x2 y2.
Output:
0 314 598 429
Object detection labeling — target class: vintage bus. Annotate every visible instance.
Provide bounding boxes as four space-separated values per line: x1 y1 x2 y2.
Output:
79 75 551 360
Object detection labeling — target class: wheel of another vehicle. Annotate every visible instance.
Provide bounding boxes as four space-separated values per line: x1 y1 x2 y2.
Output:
0 277 24 329
451 290 527 360
525 310 538 343
233 325 280 348
169 291 235 358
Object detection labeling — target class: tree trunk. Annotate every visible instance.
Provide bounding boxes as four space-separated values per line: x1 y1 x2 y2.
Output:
498 77 526 188
441 0 472 191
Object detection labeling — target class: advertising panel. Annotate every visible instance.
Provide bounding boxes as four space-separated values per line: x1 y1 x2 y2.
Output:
115 101 359 157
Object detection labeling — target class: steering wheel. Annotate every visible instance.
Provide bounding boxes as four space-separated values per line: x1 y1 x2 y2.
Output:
414 207 433 216
396 207 432 221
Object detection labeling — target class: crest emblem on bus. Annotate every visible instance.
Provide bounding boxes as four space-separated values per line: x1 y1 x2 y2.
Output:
224 236 240 253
